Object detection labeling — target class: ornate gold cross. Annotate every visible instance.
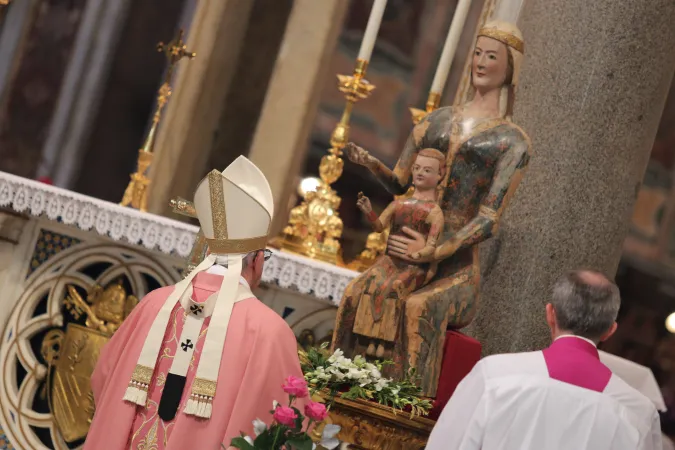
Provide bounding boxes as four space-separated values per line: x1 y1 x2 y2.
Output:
120 29 195 212
157 29 196 83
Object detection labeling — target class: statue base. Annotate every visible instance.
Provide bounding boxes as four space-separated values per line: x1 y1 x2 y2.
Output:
316 394 435 450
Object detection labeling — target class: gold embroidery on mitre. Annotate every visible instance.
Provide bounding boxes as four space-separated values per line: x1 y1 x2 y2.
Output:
477 27 524 53
208 170 227 240
191 377 217 397
205 236 268 254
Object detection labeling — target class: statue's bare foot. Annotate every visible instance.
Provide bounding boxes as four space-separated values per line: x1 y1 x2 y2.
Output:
366 341 376 356
376 343 385 359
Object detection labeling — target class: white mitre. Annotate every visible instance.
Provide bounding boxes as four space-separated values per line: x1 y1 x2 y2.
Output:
123 156 274 419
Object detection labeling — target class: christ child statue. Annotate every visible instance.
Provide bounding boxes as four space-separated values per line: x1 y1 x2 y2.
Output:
351 148 445 358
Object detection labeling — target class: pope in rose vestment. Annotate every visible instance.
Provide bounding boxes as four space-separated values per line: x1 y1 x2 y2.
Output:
85 156 306 450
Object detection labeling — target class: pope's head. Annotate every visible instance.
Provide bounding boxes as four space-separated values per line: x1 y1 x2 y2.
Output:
546 270 621 344
240 249 271 289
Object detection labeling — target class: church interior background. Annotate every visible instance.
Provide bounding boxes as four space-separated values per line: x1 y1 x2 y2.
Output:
0 0 674 448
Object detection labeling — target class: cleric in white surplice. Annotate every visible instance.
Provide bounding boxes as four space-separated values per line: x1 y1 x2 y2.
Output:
426 270 663 450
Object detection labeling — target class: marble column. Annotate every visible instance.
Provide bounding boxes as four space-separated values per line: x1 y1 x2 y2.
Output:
147 0 255 216
0 0 88 178
469 0 675 355
38 0 132 187
247 0 348 236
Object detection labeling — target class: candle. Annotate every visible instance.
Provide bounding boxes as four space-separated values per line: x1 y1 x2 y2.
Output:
430 0 472 94
357 0 388 62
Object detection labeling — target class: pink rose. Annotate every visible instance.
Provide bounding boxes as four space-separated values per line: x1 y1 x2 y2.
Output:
282 375 309 398
304 401 328 422
273 406 298 427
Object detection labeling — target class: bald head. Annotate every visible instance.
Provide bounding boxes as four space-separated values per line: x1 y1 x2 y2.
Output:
550 270 621 342
576 270 613 287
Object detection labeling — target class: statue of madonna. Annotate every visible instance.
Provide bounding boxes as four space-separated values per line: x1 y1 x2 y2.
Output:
332 20 533 397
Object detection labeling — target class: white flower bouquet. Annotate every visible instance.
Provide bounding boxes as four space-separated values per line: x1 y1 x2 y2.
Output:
299 344 432 418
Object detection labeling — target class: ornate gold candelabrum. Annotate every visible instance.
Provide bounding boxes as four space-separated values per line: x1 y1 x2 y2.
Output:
274 60 375 265
350 91 441 271
121 29 195 212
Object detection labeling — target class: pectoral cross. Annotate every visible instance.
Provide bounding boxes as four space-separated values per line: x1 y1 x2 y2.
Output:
181 339 194 352
190 304 204 316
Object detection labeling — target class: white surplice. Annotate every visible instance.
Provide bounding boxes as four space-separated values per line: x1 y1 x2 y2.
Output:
426 348 663 450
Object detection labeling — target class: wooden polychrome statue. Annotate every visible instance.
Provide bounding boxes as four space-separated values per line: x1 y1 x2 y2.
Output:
332 20 533 397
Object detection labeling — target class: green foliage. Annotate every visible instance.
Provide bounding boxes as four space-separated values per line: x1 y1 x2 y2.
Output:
299 343 433 419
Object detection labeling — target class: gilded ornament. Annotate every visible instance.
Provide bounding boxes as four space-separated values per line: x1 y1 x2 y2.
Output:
121 29 195 212
275 59 375 265
40 282 139 443
168 198 208 272
316 393 434 450
477 26 524 53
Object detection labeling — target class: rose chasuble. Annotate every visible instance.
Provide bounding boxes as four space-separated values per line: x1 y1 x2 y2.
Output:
85 157 306 450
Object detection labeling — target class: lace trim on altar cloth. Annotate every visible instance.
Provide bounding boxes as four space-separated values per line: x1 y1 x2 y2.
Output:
261 250 357 305
0 171 198 257
0 172 358 303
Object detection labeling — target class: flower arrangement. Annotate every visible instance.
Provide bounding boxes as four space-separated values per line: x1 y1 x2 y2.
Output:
230 375 340 450
299 343 433 418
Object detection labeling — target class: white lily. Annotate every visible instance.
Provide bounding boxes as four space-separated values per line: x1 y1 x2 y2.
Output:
311 424 341 450
320 424 342 449
252 418 267 437
244 435 254 445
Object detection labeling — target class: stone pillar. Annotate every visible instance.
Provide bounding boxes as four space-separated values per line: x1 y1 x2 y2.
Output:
470 0 675 355
38 0 132 187
0 0 39 109
147 0 255 216
0 0 89 178
246 0 348 236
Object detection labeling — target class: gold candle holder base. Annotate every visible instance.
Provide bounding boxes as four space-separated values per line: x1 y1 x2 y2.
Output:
271 175 345 266
409 91 442 125
314 393 434 449
275 60 375 266
347 229 389 272
120 151 153 212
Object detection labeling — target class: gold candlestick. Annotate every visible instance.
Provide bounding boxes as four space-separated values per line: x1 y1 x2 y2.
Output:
120 29 195 212
409 91 442 125
273 60 376 265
